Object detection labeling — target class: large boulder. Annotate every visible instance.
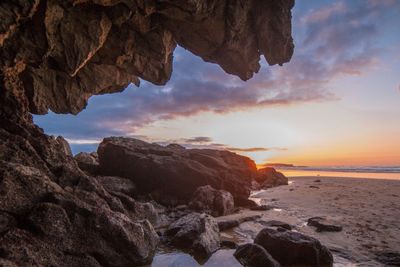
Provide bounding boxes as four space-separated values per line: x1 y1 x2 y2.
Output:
189 185 234 216
256 167 288 188
98 137 259 204
166 213 220 258
254 228 333 267
234 243 281 267
95 176 136 197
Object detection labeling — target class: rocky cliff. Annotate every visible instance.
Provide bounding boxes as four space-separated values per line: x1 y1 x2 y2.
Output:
0 1 294 266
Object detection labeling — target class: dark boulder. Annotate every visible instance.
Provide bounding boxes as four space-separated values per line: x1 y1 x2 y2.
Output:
234 243 281 267
166 213 220 258
189 185 234 216
254 228 333 267
256 167 288 188
308 217 343 232
98 137 258 204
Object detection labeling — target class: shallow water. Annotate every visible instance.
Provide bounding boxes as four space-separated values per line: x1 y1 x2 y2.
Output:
145 249 241 267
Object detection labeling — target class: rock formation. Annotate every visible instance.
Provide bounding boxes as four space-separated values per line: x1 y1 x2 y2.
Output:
256 167 288 188
189 185 234 216
0 1 294 266
166 213 220 258
97 137 259 204
254 228 333 266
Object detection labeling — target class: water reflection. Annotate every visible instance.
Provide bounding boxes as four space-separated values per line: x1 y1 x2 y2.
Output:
147 249 241 267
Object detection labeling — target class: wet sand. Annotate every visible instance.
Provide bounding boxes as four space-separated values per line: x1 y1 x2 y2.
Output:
232 176 400 266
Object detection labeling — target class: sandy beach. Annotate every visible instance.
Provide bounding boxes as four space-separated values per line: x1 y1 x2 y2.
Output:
221 176 400 266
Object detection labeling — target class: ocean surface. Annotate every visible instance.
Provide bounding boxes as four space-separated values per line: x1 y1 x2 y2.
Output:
276 166 400 180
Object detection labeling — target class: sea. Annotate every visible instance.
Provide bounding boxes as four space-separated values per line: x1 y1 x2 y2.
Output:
276 166 400 180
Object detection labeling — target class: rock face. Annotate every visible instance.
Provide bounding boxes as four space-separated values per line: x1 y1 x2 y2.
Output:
256 167 288 188
166 213 220 258
0 0 294 116
189 185 234 216
234 243 281 267
98 137 259 204
254 228 334 267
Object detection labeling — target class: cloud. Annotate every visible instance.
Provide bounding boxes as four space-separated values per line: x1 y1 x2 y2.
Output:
34 1 395 143
184 136 213 143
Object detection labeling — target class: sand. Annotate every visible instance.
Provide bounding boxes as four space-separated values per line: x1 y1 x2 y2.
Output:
218 176 400 266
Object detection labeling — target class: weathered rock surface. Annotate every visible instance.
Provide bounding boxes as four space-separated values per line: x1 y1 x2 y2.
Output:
98 137 259 204
166 213 220 258
234 243 281 267
254 228 334 267
256 167 288 188
189 185 234 216
0 116 159 266
0 0 294 116
74 152 99 175
308 216 343 232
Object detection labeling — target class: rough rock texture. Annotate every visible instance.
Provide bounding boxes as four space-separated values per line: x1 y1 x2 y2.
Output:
98 137 259 204
74 152 99 175
166 213 220 258
256 167 288 188
234 243 281 267
0 0 294 116
0 117 159 266
189 185 234 216
95 175 136 197
254 228 333 267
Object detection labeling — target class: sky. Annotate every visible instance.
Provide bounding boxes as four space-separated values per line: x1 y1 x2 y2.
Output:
34 0 400 167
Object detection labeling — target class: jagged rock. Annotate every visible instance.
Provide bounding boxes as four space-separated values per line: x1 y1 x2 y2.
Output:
74 152 99 175
256 167 288 188
254 228 333 267
56 136 73 157
307 217 343 232
0 0 294 116
98 137 258 204
189 185 234 216
234 243 281 267
166 213 220 258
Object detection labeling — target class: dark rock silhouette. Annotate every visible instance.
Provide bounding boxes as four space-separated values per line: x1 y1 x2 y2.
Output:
308 216 343 232
234 243 281 267
254 228 333 267
97 137 259 204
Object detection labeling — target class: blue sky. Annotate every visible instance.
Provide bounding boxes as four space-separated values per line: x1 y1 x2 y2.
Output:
34 1 400 166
